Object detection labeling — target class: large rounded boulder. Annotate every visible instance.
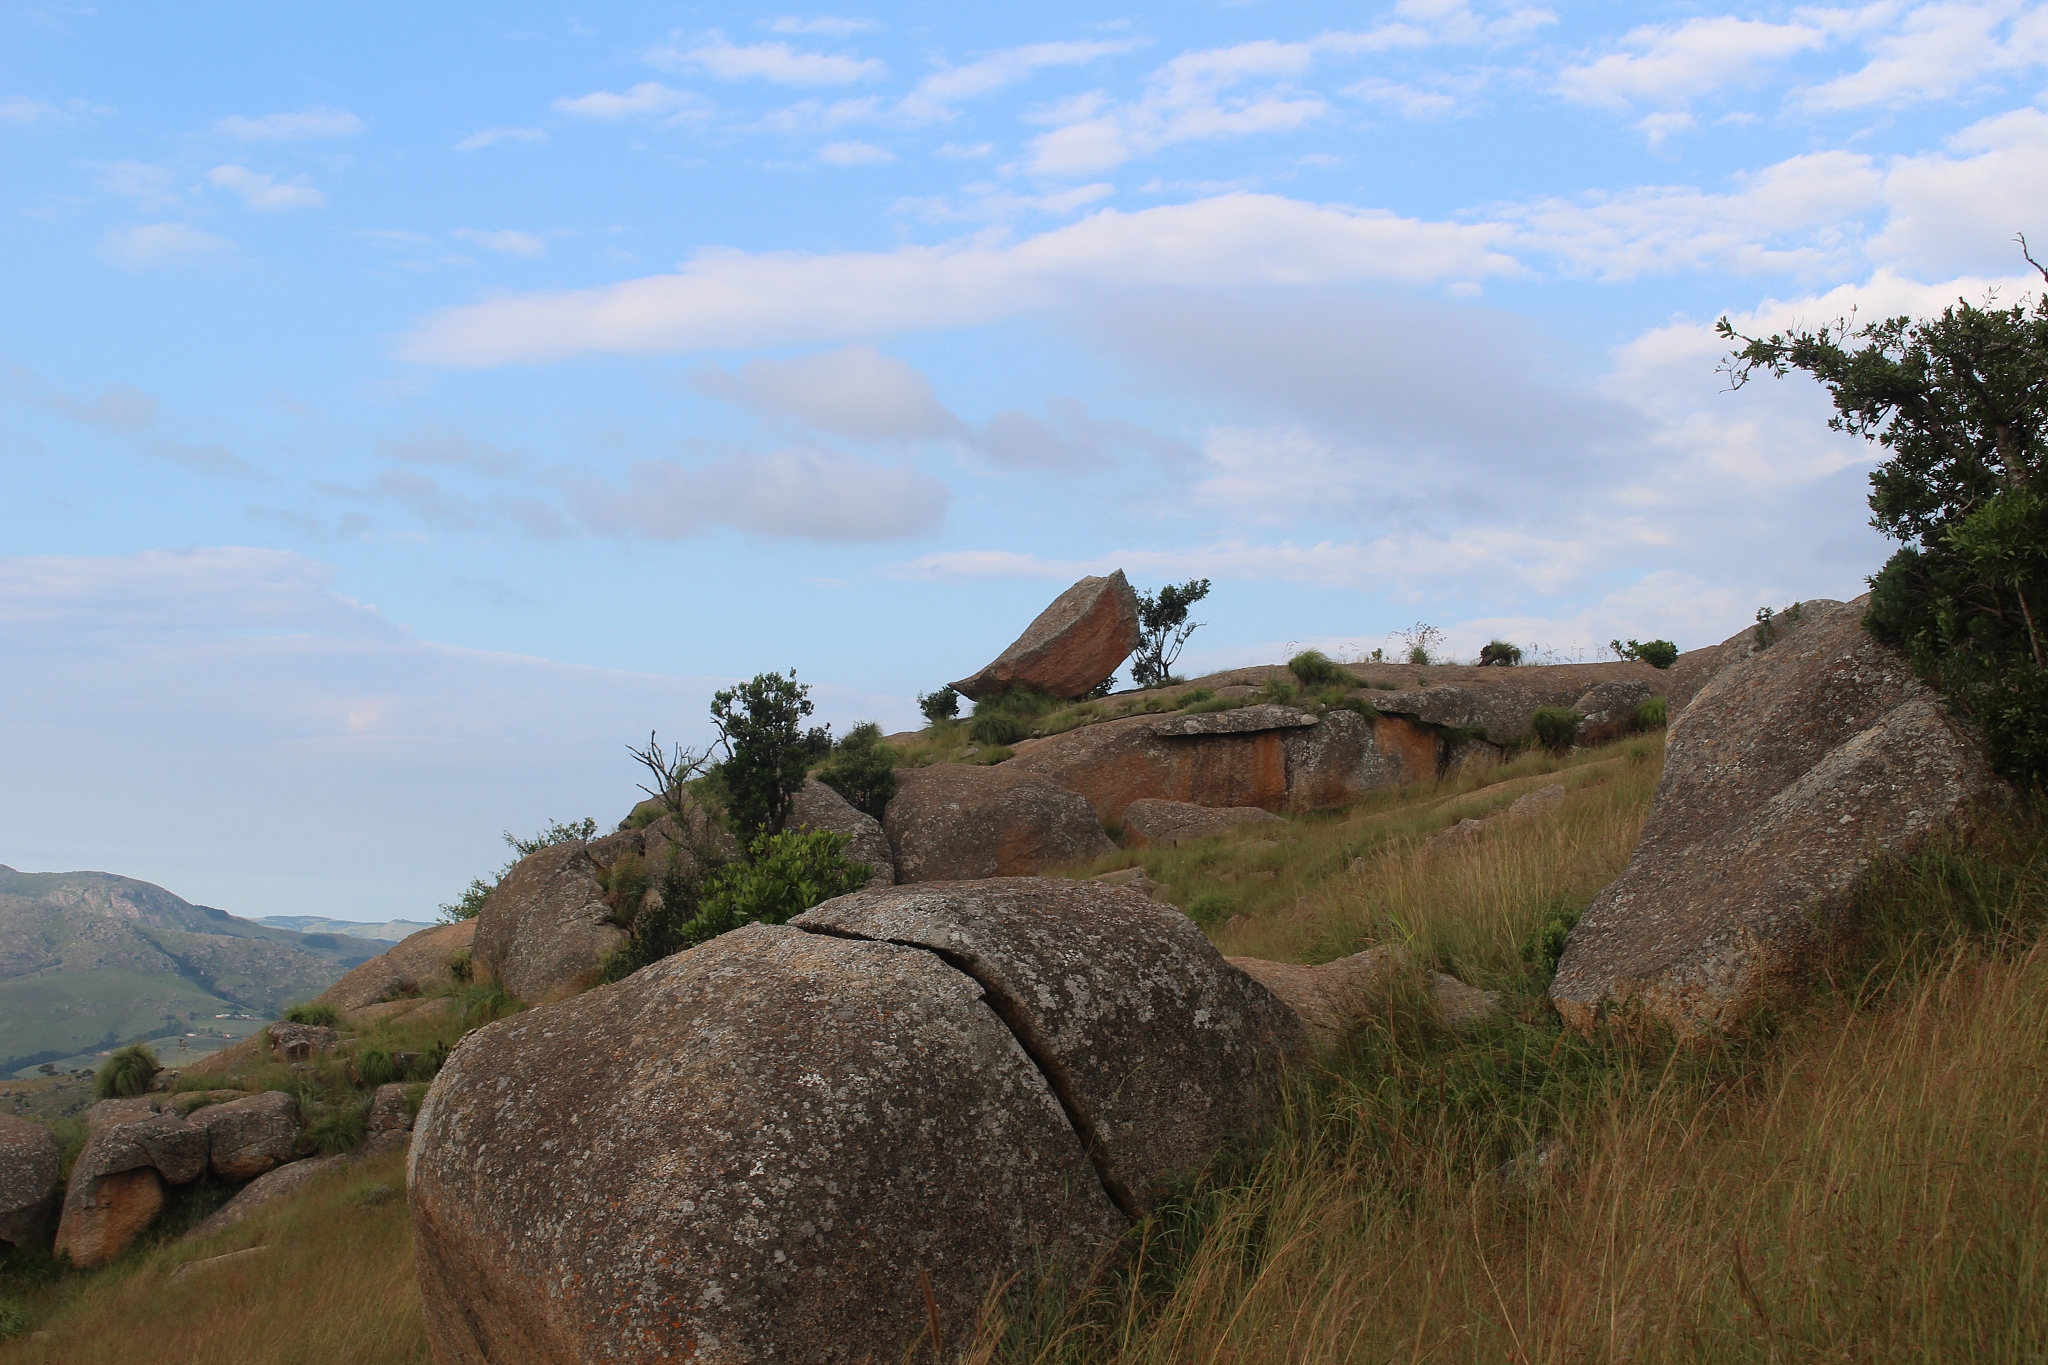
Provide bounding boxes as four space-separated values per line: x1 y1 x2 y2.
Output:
410 879 1302 1364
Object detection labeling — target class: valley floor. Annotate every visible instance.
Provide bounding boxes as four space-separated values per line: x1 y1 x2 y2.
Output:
5 732 2043 1364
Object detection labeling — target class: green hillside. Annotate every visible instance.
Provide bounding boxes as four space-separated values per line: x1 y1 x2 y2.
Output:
0 864 380 1076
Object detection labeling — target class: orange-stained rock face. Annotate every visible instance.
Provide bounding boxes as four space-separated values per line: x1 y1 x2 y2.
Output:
1370 716 1443 786
55 1165 165 1270
952 571 1142 700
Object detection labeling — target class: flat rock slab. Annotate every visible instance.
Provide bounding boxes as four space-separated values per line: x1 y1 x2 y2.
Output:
952 571 1141 701
186 1155 344 1242
1148 704 1320 737
410 923 1123 1365
1551 597 2006 1038
1121 799 1282 848
798 878 1304 1211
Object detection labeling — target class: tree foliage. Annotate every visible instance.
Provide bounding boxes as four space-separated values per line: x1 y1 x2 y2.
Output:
711 670 830 839
1131 578 1211 689
917 686 960 724
817 721 897 819
1610 638 1679 669
1479 640 1524 666
1721 244 2048 782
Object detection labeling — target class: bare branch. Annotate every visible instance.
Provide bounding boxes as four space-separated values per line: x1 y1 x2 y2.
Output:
2020 231 2048 286
627 730 712 817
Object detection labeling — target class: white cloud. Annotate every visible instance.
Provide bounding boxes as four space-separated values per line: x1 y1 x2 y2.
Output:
562 448 950 541
648 32 885 85
207 164 325 210
378 422 525 476
898 40 1143 122
819 139 893 164
1558 17 1827 109
1 95 108 127
454 126 547 151
691 344 962 440
400 193 1517 365
936 141 996 158
453 227 547 258
1343 78 1463 119
1867 106 2048 276
214 107 364 141
99 222 231 268
551 82 711 124
1805 0 2048 109
898 181 1117 224
768 15 880 36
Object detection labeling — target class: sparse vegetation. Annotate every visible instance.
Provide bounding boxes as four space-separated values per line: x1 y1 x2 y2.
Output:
1479 640 1523 666
1610 637 1679 668
300 1096 368 1156
1530 704 1580 752
919 686 961 724
92 1043 158 1099
354 1047 399 1088
625 730 713 818
281 1002 341 1027
1394 621 1445 666
439 817 597 923
1634 695 1668 729
1131 579 1211 690
1285 650 1354 688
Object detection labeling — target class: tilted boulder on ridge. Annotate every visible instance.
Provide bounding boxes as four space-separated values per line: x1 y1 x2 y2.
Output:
1121 798 1282 847
410 921 1126 1365
316 920 475 1013
883 762 1114 882
951 571 1142 701
56 1112 210 1268
786 777 895 885
0 1114 60 1252
797 878 1305 1212
1551 597 2007 1039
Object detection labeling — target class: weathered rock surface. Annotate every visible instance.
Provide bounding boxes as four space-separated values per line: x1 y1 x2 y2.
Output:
1507 783 1567 822
1657 599 1844 714
798 878 1305 1210
1230 949 1499 1052
787 778 895 885
186 1155 342 1242
952 571 1142 700
1121 798 1282 847
0 1114 60 1251
884 762 1113 882
367 1082 416 1135
1572 679 1654 745
267 1021 337 1061
56 1113 208 1267
316 920 476 1012
1552 597 2007 1038
1364 682 1542 746
472 840 623 1004
410 922 1124 1365
189 1090 299 1181
1146 704 1319 737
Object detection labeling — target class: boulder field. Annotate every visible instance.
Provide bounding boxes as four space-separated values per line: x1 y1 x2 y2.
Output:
409 879 1302 1365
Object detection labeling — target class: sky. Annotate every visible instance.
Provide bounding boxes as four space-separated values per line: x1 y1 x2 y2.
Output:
3 1 2045 922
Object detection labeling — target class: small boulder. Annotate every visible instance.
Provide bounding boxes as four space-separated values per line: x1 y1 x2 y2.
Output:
798 878 1305 1210
185 1156 343 1242
366 1083 416 1134
1552 597 2008 1038
411 922 1125 1365
472 839 624 1004
1425 818 1488 851
951 571 1142 701
0 1115 60 1252
1228 948 1405 1054
1571 680 1653 745
189 1091 300 1181
883 762 1113 882
315 920 476 1012
1506 783 1567 822
266 1022 337 1062
55 1113 209 1267
786 777 895 885
1122 798 1282 848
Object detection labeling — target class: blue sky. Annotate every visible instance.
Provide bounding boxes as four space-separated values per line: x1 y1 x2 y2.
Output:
4 1 2044 921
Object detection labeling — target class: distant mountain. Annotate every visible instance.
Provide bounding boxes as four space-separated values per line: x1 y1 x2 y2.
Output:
0 864 380 1077
251 915 434 944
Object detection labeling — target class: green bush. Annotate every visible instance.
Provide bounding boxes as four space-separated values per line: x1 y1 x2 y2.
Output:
94 1043 160 1098
602 851 650 927
1520 898 1583 983
817 721 897 819
1531 706 1580 752
0 1300 26 1341
446 947 473 984
458 984 523 1029
1132 579 1212 689
918 686 960 723
1258 677 1302 707
1478 640 1523 666
712 670 830 839
302 1098 367 1156
283 1002 341 1027
1634 696 1669 729
967 712 1028 746
1287 650 1355 688
1611 637 1679 669
355 1047 399 1088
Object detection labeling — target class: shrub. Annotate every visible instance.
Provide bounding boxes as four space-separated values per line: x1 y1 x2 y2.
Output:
1287 650 1355 688
93 1043 159 1099
355 1047 399 1088
1184 695 1244 715
1634 695 1669 729
446 947 473 984
1131 579 1212 689
975 745 1015 764
1188 892 1237 924
1479 640 1523 666
817 721 897 819
1394 621 1445 666
918 686 960 724
302 1098 367 1156
1611 637 1679 668
1531 706 1580 752
283 1001 341 1027
1520 898 1583 983
712 670 831 840
967 712 1028 746
602 851 650 927
0 1300 26 1341
1258 677 1302 707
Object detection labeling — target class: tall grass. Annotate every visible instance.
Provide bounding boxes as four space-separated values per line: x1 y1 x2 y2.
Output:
969 802 2048 1365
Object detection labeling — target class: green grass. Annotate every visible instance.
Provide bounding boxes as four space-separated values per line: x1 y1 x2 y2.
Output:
0 970 240 1077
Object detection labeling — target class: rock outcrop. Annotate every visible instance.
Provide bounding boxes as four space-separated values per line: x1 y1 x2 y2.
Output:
472 841 624 1004
951 571 1142 700
798 879 1304 1210
0 1114 60 1252
1571 680 1654 745
787 778 895 885
1121 798 1282 847
1551 597 2007 1038
884 762 1114 882
56 1112 209 1267
1231 949 1500 1053
411 922 1124 1365
1364 682 1542 746
316 920 476 1012
189 1091 299 1181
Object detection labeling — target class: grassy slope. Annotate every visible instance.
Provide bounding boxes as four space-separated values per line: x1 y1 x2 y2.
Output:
7 734 2043 1363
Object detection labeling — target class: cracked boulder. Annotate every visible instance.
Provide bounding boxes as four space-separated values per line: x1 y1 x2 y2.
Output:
883 762 1114 882
411 880 1302 1365
1552 597 2007 1038
189 1090 300 1181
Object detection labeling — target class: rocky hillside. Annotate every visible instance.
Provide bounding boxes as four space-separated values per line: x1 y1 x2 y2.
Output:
0 866 374 1077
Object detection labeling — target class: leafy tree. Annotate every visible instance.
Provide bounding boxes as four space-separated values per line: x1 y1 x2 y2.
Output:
918 686 960 724
1721 243 2048 782
817 721 897 819
439 817 597 922
1610 638 1679 669
1131 579 1211 689
711 670 830 839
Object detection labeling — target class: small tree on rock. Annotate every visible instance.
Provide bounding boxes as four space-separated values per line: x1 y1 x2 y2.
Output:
711 670 831 840
1131 579 1211 689
817 722 897 819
